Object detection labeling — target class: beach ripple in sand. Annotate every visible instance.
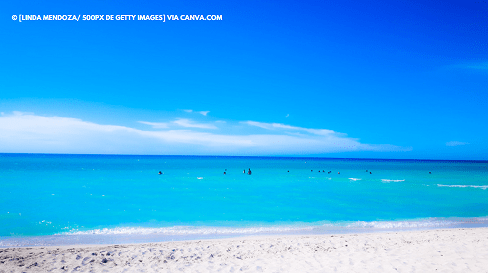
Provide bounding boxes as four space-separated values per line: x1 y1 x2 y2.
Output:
0 228 488 272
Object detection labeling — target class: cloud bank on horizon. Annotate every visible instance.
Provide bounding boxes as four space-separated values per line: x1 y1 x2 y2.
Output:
0 111 411 155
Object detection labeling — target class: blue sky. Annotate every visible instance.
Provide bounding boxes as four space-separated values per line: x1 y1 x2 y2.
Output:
1 0 487 159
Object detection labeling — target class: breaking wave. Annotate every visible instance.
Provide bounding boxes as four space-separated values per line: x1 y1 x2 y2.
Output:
381 179 405 183
2 217 487 247
61 217 488 237
64 225 315 236
437 184 488 190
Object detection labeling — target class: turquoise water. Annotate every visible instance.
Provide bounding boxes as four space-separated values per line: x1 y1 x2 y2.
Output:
1 154 488 246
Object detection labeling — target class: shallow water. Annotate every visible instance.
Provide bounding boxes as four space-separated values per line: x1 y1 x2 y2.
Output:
1 154 487 247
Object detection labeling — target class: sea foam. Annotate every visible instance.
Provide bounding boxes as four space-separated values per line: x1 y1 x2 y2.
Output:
381 179 405 182
61 217 485 237
437 184 488 190
1 217 486 247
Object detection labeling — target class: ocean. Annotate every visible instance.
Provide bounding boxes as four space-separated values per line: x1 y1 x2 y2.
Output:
1 154 487 247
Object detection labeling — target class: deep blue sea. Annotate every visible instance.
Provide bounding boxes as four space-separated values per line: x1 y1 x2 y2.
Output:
1 154 487 247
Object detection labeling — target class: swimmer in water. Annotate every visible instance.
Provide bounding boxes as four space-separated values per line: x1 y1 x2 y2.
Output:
338 172 340 174
158 171 162 175
243 169 245 174
248 168 252 175
224 171 226 175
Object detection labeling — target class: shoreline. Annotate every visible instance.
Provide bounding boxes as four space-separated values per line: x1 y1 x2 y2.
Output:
1 227 487 272
2 216 488 249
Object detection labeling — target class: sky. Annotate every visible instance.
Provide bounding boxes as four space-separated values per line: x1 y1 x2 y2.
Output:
1 0 487 159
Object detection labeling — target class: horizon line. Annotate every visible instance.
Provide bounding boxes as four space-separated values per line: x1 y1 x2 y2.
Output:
1 152 487 163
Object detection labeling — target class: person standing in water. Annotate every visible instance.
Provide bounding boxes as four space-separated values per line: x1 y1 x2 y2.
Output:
248 168 252 175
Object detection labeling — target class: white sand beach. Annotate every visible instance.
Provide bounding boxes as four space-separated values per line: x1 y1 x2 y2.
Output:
1 227 487 272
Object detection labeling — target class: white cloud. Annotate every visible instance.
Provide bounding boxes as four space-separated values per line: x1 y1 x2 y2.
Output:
140 118 218 130
0 113 241 154
138 121 169 129
0 112 411 155
13 111 34 116
172 118 217 129
243 121 339 136
446 141 469 147
183 109 210 116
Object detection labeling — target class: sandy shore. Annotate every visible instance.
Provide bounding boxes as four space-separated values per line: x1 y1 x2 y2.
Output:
1 228 487 272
